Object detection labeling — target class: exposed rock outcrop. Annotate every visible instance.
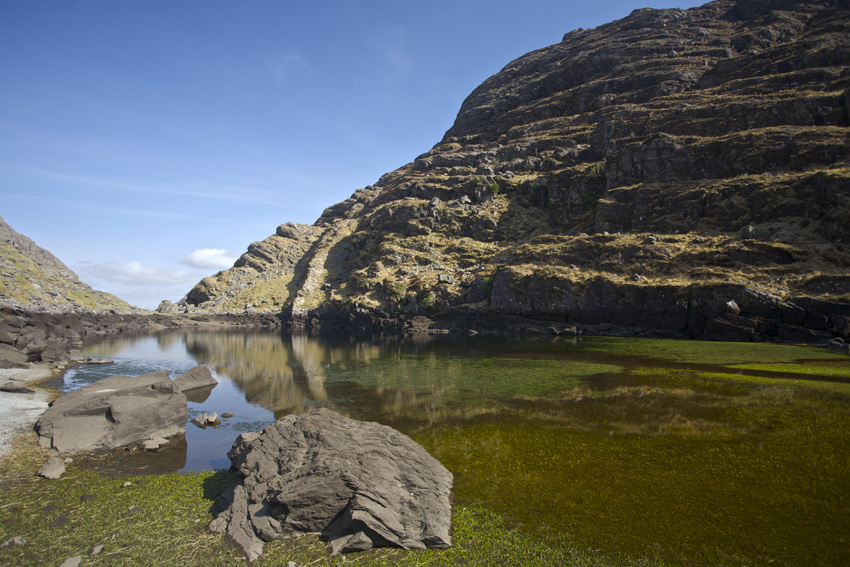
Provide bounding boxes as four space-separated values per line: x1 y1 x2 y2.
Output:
35 369 188 453
182 0 850 344
210 408 453 561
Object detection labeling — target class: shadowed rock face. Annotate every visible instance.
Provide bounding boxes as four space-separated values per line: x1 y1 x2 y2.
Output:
209 408 453 562
183 0 850 344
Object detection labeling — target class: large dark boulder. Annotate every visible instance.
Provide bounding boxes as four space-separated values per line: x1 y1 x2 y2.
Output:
35 370 187 452
209 408 453 561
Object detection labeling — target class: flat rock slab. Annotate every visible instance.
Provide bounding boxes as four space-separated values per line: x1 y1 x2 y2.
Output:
172 365 217 393
210 408 453 562
35 370 187 452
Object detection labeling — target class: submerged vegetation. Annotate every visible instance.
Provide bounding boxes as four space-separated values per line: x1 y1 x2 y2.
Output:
1 335 848 566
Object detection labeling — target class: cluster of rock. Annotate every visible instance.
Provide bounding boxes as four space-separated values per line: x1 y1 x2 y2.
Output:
31 377 453 562
178 0 850 346
210 408 453 561
35 366 217 452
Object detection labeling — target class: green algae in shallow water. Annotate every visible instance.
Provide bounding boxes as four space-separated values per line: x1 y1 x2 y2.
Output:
578 337 848 366
325 355 622 406
413 363 850 567
729 360 850 380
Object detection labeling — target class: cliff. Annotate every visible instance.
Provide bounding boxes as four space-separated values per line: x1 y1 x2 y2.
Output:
183 0 850 344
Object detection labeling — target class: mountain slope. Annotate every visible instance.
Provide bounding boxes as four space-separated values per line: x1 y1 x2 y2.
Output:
0 216 134 313
184 0 850 344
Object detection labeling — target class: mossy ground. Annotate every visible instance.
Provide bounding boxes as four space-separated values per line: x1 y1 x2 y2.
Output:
0 436 660 567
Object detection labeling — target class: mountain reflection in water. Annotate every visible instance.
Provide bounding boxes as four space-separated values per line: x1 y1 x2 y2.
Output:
65 329 850 566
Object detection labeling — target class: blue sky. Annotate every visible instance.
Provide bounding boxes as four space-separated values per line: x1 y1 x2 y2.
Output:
1 0 705 309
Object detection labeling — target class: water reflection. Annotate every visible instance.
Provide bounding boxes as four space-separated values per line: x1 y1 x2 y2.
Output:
68 330 850 565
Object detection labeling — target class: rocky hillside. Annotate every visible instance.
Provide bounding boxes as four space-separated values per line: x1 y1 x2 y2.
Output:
184 0 850 345
0 216 133 313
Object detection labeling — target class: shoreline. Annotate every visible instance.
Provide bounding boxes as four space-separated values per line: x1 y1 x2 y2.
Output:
0 364 56 458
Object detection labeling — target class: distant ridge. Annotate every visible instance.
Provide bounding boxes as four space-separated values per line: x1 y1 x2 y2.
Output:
0 216 135 313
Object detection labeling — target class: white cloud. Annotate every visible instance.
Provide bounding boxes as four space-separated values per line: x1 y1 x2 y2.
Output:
77 261 194 286
181 248 238 270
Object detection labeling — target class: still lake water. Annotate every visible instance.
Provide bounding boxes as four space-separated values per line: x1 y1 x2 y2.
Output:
55 329 850 566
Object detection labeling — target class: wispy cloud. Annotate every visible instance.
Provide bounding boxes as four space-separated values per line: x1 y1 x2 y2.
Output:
377 26 411 75
271 51 311 84
181 248 238 270
76 261 195 286
1 193 233 223
0 160 289 206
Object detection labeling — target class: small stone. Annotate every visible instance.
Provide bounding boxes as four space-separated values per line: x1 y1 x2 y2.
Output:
287 562 298 567
36 457 66 480
631 273 642 282
58 557 82 567
190 413 208 428
122 481 132 488
221 412 234 418
128 506 141 513
0 536 26 549
89 544 104 555
141 440 160 451
206 412 221 425
63 457 73 464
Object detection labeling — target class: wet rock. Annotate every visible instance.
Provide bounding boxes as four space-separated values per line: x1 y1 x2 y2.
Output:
191 412 221 428
210 408 452 561
35 370 187 453
58 556 82 567
36 456 66 480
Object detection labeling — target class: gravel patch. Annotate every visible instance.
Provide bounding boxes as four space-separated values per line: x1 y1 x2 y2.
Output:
0 365 53 457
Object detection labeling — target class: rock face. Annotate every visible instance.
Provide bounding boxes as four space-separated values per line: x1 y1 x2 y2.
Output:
0 216 133 313
35 370 187 452
184 222 323 313
182 0 850 344
209 408 453 561
172 365 217 393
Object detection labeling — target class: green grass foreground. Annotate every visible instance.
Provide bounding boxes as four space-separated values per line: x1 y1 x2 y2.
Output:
0 434 663 567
